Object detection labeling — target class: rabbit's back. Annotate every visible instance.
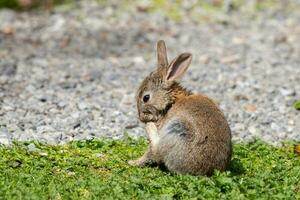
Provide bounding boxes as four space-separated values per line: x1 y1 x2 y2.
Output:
165 95 231 142
156 95 232 175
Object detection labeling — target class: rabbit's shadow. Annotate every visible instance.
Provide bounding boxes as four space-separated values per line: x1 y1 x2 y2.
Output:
228 158 245 175
151 158 245 176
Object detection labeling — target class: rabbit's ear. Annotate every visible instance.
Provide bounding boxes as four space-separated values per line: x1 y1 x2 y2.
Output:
166 53 192 81
157 40 168 68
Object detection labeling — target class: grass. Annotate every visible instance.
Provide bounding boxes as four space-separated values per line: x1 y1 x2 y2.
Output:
0 138 299 199
0 0 74 10
294 100 300 110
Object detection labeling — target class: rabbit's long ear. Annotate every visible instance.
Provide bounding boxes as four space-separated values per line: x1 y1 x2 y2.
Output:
166 53 192 81
157 40 168 68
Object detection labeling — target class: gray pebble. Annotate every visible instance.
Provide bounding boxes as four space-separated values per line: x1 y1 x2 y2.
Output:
27 143 37 152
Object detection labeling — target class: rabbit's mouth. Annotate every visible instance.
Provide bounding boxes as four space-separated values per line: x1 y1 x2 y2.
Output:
139 103 172 123
139 106 161 123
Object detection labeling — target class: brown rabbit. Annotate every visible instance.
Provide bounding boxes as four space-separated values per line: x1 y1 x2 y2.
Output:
128 40 232 176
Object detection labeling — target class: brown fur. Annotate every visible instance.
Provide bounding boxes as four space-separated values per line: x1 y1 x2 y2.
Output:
129 40 232 176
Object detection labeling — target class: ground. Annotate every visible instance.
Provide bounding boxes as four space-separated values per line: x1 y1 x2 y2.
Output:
0 1 300 199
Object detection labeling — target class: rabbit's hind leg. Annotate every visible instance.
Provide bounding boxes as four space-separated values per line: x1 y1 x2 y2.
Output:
128 148 153 167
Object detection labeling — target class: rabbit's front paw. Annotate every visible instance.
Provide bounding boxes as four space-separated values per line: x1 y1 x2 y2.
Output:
145 122 159 146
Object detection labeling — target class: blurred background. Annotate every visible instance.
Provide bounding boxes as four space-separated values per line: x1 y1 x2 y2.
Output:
0 0 299 145
1 0 300 14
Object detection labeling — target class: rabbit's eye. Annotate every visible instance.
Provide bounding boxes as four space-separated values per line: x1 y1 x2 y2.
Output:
143 94 150 103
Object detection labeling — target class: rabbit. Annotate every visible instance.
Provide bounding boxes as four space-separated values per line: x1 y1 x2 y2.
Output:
128 40 232 176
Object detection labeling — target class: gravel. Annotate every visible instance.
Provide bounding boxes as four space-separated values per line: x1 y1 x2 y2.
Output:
0 1 299 145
